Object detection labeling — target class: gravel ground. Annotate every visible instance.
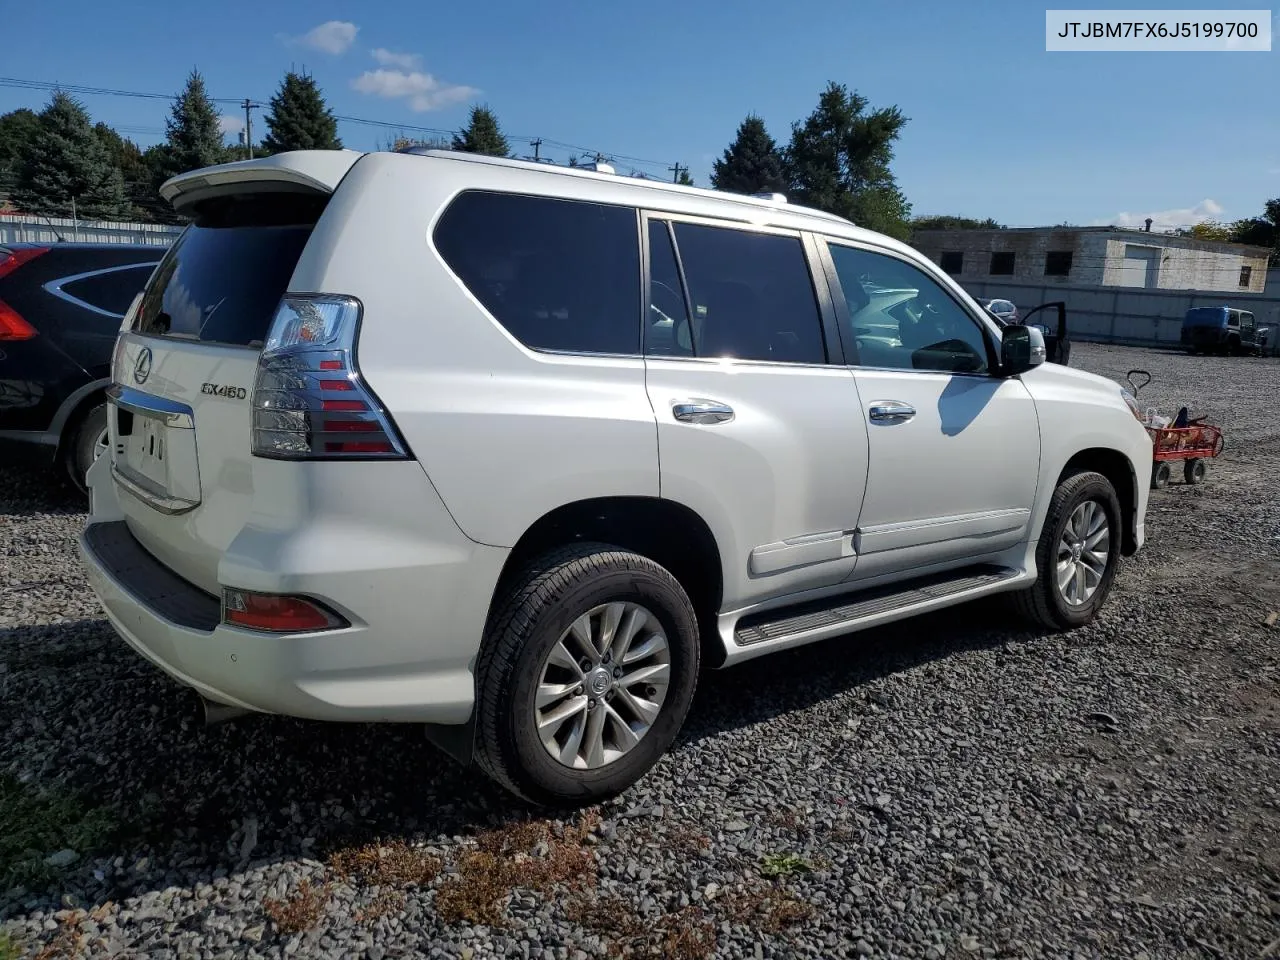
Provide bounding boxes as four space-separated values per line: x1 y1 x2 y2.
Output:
2 342 1278 960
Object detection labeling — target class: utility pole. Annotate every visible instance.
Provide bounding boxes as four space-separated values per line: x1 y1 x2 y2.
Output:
242 99 259 160
669 162 687 183
70 196 78 241
530 138 542 161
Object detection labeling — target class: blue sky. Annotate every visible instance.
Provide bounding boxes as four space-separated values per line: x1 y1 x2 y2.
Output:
2 0 1275 229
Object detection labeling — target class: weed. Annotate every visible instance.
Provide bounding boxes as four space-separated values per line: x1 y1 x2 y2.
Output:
262 879 330 935
435 812 600 927
328 840 442 888
0 774 123 888
352 888 406 925
564 895 716 959
0 930 19 960
719 885 816 934
760 852 814 878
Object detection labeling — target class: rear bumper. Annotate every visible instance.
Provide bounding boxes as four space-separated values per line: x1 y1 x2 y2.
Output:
79 456 509 724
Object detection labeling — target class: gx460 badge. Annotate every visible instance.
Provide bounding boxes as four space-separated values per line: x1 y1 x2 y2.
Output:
201 382 248 400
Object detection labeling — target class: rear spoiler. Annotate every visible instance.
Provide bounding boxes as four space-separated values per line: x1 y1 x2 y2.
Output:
159 150 364 215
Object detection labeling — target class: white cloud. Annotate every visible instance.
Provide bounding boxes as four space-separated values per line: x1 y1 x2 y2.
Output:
288 20 359 55
1097 199 1225 233
371 48 421 69
351 69 478 112
218 114 245 137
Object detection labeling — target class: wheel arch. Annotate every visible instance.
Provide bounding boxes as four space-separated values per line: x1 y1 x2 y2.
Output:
50 377 111 460
1058 448 1139 555
489 496 726 665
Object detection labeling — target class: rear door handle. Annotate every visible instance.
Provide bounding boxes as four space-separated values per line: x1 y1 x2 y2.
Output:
868 400 916 424
672 399 735 424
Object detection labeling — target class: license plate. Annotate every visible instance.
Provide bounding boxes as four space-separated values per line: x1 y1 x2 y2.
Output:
122 415 169 491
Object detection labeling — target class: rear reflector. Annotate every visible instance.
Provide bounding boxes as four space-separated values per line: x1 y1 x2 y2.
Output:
0 301 37 341
222 588 348 633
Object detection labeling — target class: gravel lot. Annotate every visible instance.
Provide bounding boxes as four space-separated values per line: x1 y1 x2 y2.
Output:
2 342 1278 960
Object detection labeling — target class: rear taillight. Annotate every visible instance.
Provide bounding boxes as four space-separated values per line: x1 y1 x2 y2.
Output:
250 295 408 460
0 246 49 281
0 301 37 341
222 588 347 633
0 247 50 341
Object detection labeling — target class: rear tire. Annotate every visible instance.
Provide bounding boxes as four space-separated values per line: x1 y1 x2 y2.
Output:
475 542 700 806
1013 471 1121 632
1151 462 1171 489
1184 459 1206 485
65 403 108 495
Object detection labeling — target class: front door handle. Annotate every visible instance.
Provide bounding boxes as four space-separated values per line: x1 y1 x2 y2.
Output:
868 400 916 424
672 399 735 424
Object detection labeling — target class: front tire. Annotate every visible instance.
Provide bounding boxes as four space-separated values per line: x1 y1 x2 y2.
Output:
1013 471 1122 631
475 543 700 806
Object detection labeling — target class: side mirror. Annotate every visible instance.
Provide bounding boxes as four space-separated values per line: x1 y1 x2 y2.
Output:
1001 324 1046 376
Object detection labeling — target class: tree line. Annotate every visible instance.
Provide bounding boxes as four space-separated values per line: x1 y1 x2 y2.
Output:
0 69 1275 262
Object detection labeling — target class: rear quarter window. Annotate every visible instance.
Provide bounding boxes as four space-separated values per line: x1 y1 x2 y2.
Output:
433 191 642 355
58 264 157 317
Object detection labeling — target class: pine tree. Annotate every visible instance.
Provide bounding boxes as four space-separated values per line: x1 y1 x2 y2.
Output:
677 168 695 187
159 69 225 180
711 115 785 195
0 108 41 205
451 106 510 157
262 72 342 153
95 123 158 221
12 93 125 220
785 82 911 240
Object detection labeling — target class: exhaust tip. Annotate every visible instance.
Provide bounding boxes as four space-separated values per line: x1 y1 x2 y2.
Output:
198 694 251 726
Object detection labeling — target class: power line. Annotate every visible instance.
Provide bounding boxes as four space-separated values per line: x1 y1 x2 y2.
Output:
0 74 678 175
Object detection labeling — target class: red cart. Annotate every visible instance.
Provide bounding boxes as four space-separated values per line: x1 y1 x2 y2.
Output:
1127 370 1224 488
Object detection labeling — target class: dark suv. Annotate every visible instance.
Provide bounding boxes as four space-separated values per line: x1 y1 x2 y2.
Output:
0 242 164 491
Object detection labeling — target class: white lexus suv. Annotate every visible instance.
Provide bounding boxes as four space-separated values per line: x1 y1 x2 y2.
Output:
79 148 1152 805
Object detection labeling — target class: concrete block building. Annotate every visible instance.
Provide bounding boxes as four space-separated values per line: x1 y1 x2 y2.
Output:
912 226 1269 294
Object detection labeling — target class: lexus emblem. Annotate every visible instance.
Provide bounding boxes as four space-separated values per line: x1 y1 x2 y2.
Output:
133 347 153 385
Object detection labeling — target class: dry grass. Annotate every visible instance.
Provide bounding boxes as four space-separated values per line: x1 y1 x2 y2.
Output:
262 879 330 935
719 885 816 934
352 888 406 925
434 812 601 927
564 895 716 960
328 839 442 888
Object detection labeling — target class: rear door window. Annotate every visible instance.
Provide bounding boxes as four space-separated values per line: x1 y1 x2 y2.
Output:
434 191 641 355
656 221 826 364
134 193 327 346
59 264 157 318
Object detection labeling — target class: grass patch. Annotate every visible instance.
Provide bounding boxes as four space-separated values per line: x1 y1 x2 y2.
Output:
434 812 600 926
328 840 442 888
0 930 19 960
262 879 330 935
565 895 717 959
720 885 816 934
0 774 123 888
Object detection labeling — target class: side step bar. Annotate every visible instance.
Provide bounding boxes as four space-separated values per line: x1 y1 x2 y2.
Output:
731 565 1022 652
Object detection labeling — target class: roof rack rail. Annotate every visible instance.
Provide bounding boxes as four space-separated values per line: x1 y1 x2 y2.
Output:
752 192 788 202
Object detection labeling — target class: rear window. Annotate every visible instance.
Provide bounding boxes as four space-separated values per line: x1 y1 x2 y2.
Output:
433 191 641 355
60 264 157 317
134 193 326 346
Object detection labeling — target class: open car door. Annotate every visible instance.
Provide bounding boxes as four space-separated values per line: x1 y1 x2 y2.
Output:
1020 301 1070 365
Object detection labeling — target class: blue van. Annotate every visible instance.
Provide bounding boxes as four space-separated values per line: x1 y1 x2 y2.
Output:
1181 306 1260 355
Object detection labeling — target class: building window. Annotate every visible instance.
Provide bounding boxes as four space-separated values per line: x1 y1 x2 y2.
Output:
940 251 963 274
990 252 1015 275
1044 251 1073 276
1240 265 1252 288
